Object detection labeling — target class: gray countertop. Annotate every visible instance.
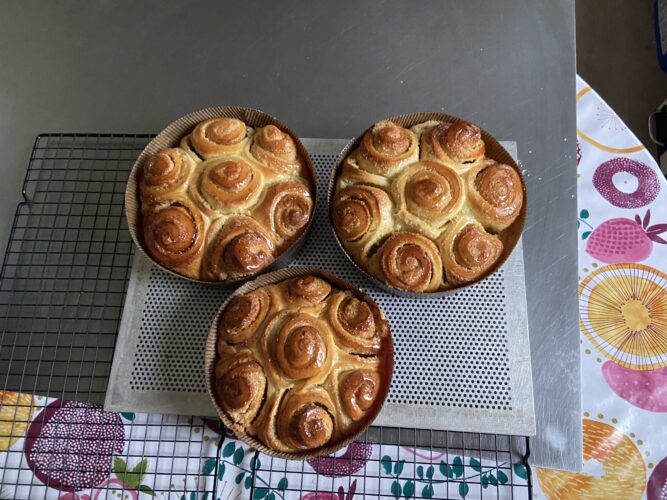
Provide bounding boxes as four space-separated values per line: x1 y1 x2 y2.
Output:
0 0 580 470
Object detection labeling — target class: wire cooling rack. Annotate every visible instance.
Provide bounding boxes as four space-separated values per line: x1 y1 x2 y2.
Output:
0 134 532 499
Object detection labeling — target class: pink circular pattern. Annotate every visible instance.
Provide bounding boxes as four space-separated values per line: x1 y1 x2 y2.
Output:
24 401 125 491
602 361 667 413
300 494 340 500
307 442 372 477
648 455 667 500
593 158 659 208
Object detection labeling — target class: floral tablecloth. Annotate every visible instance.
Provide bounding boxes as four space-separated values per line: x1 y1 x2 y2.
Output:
1 75 667 499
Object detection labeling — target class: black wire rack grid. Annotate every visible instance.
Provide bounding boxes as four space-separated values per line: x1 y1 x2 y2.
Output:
0 134 532 499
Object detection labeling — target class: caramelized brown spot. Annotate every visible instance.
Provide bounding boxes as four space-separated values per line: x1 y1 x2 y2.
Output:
256 125 297 159
225 233 270 273
392 244 432 288
338 296 375 338
219 372 251 409
144 152 176 184
454 226 502 268
475 164 522 217
340 370 381 420
337 199 372 241
151 207 196 253
217 359 263 410
221 295 260 334
289 276 331 304
409 175 444 209
209 160 252 191
206 118 246 145
445 120 485 161
289 403 332 448
284 326 325 369
373 122 411 155
275 195 310 237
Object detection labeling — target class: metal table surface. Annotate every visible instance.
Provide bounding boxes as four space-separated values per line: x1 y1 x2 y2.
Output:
0 0 579 471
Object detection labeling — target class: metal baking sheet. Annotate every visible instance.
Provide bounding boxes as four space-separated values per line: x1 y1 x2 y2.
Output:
106 138 536 438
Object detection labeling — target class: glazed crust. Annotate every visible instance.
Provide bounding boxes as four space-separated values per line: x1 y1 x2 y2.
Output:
333 118 523 292
214 275 391 453
139 120 314 281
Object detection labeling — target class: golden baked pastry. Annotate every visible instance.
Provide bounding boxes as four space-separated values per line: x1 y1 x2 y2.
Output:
139 118 314 281
466 162 523 232
212 274 392 454
142 195 208 279
332 117 524 292
438 218 503 285
352 120 419 177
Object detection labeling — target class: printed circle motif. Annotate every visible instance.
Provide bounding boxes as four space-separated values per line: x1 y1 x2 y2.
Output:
602 361 667 413
307 442 373 477
647 455 667 500
0 391 35 451
537 419 646 499
579 263 667 370
576 86 646 154
592 158 659 209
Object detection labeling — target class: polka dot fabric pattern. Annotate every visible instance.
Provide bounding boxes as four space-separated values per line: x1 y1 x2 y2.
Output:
24 401 124 491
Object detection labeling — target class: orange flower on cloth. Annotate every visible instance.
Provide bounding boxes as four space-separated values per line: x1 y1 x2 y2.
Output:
0 391 35 451
579 263 667 371
537 419 646 499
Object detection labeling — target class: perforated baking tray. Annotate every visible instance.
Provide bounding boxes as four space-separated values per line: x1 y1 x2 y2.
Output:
105 138 536 437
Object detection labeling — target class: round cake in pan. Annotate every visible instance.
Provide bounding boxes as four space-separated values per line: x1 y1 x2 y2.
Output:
330 115 526 295
206 268 393 458
127 108 315 283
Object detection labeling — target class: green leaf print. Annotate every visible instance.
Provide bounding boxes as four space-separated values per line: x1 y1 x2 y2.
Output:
124 472 141 489
202 458 216 476
277 477 288 490
244 475 252 490
469 457 481 472
201 458 215 476
481 473 489 488
497 470 508 485
235 472 245 484
113 457 126 474
452 457 464 478
267 494 276 500
513 463 528 480
582 231 591 240
121 412 135 421
421 483 434 499
137 485 156 497
458 482 469 498
439 461 453 479
426 466 434 479
579 209 589 219
487 473 497 486
393 460 405 475
132 459 148 475
222 442 236 458
416 465 424 479
253 488 268 499
391 480 402 499
403 480 415 499
250 455 261 471
217 462 225 481
381 455 393 475
233 447 245 466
